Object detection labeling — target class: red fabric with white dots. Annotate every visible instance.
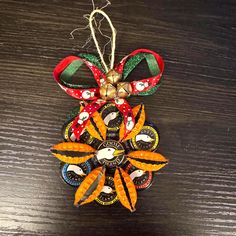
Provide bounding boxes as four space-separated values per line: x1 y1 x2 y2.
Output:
71 99 107 140
112 99 135 136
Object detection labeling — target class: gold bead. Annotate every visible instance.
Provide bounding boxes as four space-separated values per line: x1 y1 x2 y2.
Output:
106 69 121 85
117 82 132 98
99 83 117 100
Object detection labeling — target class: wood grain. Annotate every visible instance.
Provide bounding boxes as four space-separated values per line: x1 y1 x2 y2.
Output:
0 0 235 235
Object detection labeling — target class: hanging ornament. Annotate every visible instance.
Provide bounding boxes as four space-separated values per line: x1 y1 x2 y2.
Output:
51 7 168 212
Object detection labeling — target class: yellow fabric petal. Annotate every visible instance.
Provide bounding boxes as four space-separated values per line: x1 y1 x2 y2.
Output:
74 166 106 206
114 167 137 212
51 142 95 164
127 151 168 171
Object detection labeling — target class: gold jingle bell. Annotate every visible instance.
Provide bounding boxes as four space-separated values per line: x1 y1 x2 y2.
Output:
106 69 121 84
117 82 132 98
99 83 117 100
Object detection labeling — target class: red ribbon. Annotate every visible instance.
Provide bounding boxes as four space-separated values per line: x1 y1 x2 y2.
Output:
53 49 164 140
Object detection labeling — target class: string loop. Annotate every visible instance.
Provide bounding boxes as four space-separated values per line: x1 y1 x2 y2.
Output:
89 9 117 72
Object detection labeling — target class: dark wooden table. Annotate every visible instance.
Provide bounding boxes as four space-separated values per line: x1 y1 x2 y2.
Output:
0 0 235 235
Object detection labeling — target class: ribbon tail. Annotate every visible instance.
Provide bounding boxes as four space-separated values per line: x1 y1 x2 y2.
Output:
71 99 107 141
112 98 135 138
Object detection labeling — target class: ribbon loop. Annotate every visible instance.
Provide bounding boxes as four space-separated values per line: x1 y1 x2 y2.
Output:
115 49 164 96
53 55 106 100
